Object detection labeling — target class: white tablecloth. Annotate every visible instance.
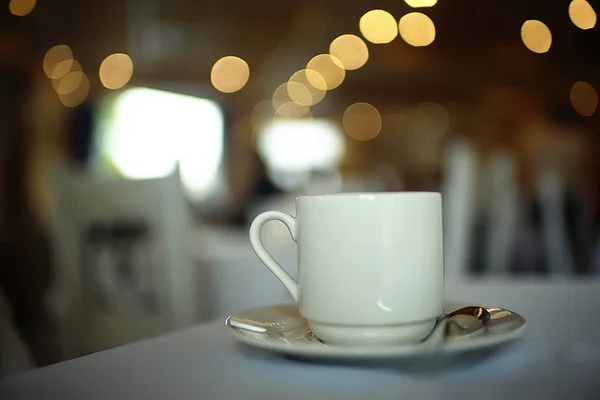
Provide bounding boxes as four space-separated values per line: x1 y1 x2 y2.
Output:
1 321 599 399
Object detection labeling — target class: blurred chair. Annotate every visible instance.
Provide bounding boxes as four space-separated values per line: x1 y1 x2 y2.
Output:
442 139 478 280
536 166 576 274
48 163 200 360
483 150 519 274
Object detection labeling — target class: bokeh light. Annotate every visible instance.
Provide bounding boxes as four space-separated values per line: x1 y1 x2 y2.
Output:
399 12 436 47
43 45 74 79
287 69 326 106
210 56 250 93
52 60 82 92
329 34 369 70
359 10 398 44
569 0 597 30
99 53 134 90
8 0 36 16
343 102 382 141
404 0 437 7
276 102 312 119
56 71 86 95
273 83 293 110
51 59 76 81
59 73 90 107
570 81 598 116
521 20 552 54
306 54 345 91
286 81 312 106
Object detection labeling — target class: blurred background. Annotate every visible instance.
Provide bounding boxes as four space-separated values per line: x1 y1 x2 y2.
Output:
1 0 599 376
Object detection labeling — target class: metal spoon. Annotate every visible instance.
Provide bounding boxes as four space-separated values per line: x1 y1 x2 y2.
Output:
226 306 491 345
420 306 491 348
225 316 270 334
443 306 490 340
225 316 293 342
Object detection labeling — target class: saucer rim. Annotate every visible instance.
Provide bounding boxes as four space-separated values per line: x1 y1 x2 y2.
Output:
225 301 527 359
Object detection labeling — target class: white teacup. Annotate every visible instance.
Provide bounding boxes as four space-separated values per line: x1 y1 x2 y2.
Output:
249 192 444 346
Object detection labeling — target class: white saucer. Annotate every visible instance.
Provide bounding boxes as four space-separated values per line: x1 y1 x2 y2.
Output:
225 301 526 361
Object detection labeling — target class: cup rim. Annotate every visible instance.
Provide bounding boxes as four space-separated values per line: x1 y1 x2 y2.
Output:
296 191 441 201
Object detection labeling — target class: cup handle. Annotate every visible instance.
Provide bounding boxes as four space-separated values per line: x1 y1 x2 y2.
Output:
249 211 298 302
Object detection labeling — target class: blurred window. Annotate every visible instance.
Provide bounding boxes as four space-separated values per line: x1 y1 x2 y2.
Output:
256 118 345 190
95 87 224 201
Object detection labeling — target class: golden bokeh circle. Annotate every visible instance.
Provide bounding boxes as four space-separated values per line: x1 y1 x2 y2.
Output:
521 20 552 54
59 73 90 108
399 12 436 47
569 0 597 30
570 81 598 116
273 83 292 110
404 0 437 7
210 56 250 93
343 102 382 141
286 81 312 106
288 69 326 106
329 34 369 70
51 59 76 81
43 45 74 79
52 60 81 92
305 54 345 91
56 71 86 95
99 53 134 90
359 10 398 44
9 0 36 16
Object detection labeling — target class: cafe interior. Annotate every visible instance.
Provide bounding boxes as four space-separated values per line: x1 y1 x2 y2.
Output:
1 0 599 376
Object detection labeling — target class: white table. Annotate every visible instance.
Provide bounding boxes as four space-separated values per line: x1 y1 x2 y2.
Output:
1 320 599 399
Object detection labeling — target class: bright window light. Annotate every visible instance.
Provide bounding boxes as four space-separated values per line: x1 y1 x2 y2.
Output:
257 118 345 191
257 119 344 172
98 87 224 200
